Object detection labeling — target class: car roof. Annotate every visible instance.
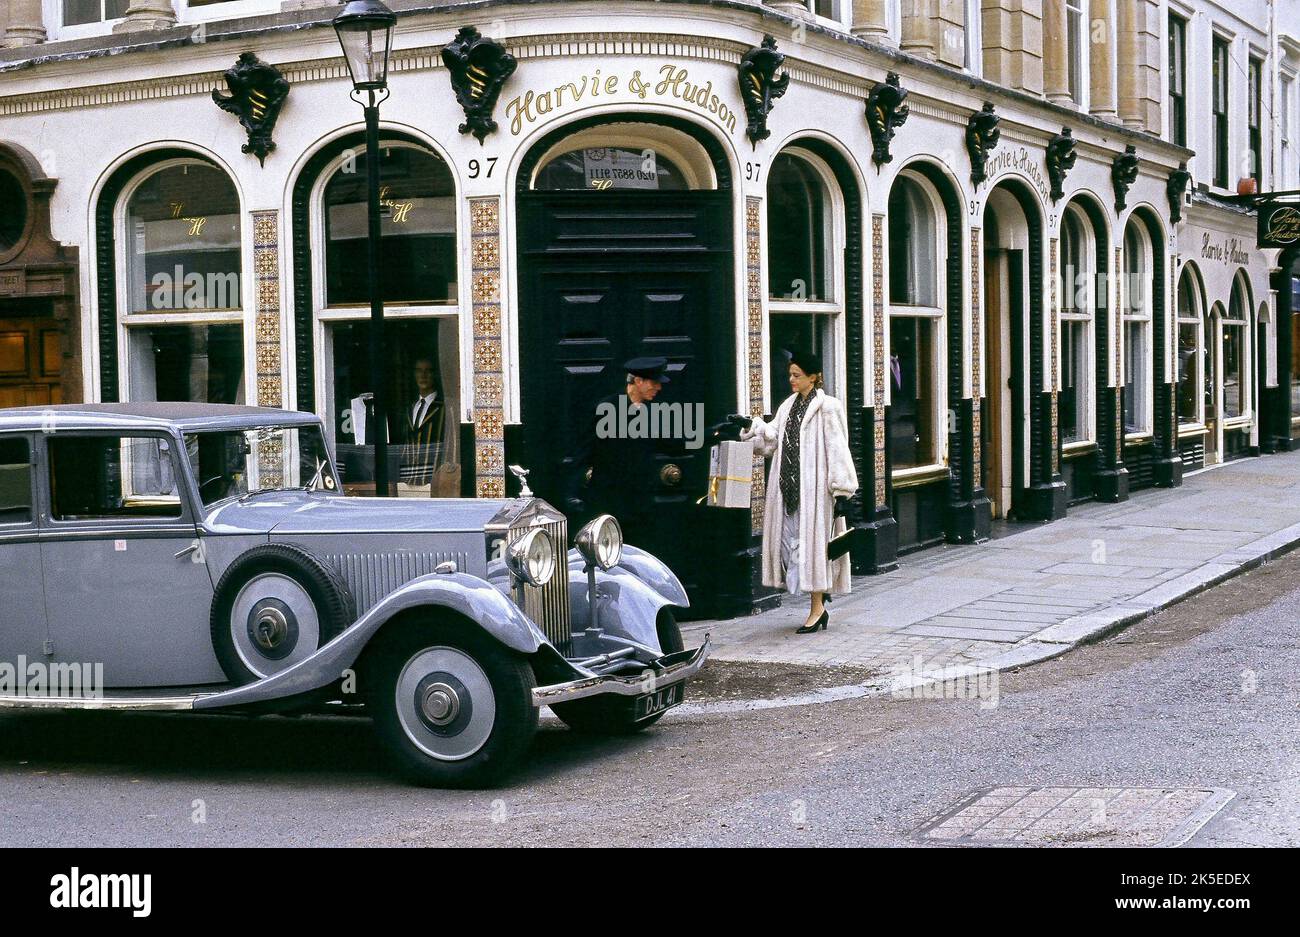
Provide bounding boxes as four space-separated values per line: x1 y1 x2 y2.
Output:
0 403 323 434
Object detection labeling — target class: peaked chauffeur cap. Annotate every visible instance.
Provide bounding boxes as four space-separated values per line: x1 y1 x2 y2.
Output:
624 357 671 383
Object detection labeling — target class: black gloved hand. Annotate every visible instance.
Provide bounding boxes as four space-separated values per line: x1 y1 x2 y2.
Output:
725 413 753 430
834 496 851 519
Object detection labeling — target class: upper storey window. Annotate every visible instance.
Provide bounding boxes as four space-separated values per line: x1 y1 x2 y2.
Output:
62 0 127 27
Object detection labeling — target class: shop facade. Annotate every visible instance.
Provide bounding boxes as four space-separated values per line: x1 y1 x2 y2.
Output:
0 0 1294 616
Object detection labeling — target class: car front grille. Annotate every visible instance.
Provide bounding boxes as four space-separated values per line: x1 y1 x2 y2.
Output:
507 515 572 655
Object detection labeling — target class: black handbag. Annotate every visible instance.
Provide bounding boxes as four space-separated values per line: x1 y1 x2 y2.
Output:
827 528 855 561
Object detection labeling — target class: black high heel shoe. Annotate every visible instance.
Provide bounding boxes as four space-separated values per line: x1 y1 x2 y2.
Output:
795 610 829 634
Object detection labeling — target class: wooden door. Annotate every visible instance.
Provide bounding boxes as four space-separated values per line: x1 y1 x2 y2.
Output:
0 315 62 408
517 189 734 607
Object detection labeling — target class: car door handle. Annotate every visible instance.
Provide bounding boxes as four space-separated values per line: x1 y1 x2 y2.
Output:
174 544 200 560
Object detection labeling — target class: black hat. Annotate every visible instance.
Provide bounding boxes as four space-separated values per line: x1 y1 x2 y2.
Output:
624 356 671 383
787 349 823 377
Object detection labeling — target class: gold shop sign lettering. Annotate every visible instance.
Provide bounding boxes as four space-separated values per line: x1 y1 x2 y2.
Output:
379 186 414 224
505 64 739 137
1258 202 1300 249
168 202 208 237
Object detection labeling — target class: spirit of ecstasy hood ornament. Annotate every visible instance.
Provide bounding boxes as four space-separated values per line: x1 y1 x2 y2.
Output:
508 464 533 498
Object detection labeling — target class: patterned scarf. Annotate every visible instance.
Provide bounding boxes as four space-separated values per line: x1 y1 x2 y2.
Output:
779 392 812 515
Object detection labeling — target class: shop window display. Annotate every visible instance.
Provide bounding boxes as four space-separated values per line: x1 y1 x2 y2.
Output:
328 318 461 497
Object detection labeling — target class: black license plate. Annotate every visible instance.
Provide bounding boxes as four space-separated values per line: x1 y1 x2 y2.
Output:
633 682 684 721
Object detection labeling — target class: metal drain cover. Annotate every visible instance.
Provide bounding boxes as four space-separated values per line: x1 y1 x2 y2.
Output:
919 786 1235 847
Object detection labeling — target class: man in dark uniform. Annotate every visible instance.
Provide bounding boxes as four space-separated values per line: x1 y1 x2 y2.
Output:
564 357 672 552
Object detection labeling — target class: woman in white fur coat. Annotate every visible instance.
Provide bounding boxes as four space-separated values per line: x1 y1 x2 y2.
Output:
734 351 859 634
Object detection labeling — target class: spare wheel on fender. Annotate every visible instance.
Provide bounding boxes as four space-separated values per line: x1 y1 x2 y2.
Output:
209 543 357 685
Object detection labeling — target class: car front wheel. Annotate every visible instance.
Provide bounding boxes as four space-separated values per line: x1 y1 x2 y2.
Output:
370 620 538 788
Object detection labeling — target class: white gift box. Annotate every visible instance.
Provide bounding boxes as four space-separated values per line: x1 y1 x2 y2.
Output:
707 441 753 508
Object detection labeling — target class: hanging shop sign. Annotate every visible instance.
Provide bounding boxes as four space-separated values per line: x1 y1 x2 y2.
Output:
1258 201 1300 249
504 63 740 137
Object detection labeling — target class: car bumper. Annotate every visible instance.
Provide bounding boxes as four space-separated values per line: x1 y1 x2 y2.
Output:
530 636 710 708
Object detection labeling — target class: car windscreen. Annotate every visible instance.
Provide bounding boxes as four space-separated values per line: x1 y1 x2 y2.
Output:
185 425 340 506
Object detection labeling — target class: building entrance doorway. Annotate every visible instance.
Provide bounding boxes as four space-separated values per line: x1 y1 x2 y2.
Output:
981 192 1030 521
514 118 741 616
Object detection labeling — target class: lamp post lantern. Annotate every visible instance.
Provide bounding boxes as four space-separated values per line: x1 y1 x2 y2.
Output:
334 0 397 497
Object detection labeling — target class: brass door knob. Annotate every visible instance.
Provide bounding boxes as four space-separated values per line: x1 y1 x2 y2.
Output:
660 464 683 486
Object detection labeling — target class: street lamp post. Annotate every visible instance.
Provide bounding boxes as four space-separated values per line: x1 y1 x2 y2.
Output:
334 0 397 498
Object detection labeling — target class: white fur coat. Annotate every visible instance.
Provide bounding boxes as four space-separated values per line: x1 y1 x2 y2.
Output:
742 389 860 595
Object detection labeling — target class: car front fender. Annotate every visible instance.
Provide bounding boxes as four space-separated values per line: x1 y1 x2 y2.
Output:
194 572 546 711
564 546 688 654
566 544 690 610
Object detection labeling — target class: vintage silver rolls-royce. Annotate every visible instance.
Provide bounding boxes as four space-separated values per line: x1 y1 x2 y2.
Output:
0 404 707 787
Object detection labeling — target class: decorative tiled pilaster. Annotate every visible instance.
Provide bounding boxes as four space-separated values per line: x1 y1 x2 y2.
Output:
252 210 285 488
471 197 505 498
871 213 887 508
746 197 766 535
970 227 982 489
252 210 283 409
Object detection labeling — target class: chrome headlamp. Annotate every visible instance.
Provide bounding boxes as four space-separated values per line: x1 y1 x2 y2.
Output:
575 514 624 570
506 527 556 587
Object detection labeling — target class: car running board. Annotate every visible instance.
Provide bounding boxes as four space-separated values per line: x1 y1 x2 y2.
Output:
0 690 225 711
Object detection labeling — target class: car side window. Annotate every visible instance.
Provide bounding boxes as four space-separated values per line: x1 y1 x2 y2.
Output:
48 435 183 521
0 437 33 525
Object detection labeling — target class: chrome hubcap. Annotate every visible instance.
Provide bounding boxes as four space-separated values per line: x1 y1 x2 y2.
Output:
253 606 290 652
230 574 320 678
395 648 495 762
421 683 460 726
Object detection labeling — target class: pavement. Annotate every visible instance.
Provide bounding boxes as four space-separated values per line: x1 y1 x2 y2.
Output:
681 449 1300 687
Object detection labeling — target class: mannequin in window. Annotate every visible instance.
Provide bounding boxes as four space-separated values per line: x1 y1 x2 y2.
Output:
393 356 459 496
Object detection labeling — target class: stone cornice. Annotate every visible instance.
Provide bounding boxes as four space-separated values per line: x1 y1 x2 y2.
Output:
0 0 1192 164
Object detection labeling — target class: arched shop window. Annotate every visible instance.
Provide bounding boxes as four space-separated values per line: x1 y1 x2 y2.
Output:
1176 265 1205 426
315 141 461 497
1121 221 1152 435
1223 274 1251 420
1059 206 1094 445
766 149 843 412
119 160 244 404
323 144 456 305
887 173 944 472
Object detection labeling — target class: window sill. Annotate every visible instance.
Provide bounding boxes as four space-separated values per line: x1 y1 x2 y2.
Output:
1123 432 1153 444
1223 416 1252 428
890 463 949 489
1061 441 1097 456
1178 423 1207 436
318 304 459 320
769 301 840 314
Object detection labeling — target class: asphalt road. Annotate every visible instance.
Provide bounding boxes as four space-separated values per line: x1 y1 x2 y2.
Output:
2 550 1298 847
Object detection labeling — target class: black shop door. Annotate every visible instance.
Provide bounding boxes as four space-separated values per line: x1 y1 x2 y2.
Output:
517 189 745 616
